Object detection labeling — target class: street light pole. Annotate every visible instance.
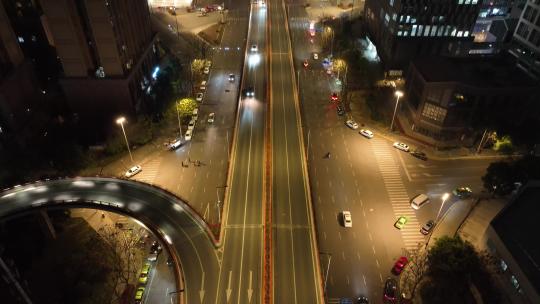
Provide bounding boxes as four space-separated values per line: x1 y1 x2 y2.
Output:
116 117 134 163
175 101 183 139
390 90 403 132
426 192 450 248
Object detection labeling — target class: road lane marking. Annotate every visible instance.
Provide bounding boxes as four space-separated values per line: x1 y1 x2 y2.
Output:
200 272 206 303
226 270 233 302
248 270 253 303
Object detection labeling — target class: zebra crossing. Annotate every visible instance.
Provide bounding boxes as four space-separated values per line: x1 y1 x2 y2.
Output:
133 157 163 184
371 139 425 250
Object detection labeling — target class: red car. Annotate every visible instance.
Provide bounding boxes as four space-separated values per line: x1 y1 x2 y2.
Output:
392 256 408 275
330 92 339 102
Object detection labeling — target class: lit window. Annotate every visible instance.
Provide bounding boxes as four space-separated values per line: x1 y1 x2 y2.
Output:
422 103 447 122
398 31 403 36
457 30 463 37
412 25 418 36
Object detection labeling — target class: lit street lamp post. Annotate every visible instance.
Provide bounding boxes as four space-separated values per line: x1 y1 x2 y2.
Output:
116 117 134 163
426 193 450 247
390 90 403 131
175 101 183 139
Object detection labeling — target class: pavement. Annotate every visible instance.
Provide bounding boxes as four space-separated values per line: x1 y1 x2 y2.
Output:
427 198 475 248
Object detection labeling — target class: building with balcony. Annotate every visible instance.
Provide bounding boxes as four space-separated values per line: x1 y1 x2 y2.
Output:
508 0 540 78
40 0 160 128
398 55 540 148
486 180 540 303
364 0 481 72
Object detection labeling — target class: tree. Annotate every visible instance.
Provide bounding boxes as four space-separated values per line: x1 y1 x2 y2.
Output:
401 246 429 298
96 224 145 303
482 160 516 196
176 97 198 117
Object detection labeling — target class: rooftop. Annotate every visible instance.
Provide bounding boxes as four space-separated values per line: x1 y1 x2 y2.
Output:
412 55 539 88
492 181 540 296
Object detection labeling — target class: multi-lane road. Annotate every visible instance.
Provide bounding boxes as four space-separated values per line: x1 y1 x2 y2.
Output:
215 2 266 303
267 0 323 302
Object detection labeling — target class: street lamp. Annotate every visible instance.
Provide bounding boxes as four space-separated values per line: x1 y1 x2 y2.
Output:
175 101 183 139
390 90 403 132
426 192 450 248
116 117 134 163
435 193 450 223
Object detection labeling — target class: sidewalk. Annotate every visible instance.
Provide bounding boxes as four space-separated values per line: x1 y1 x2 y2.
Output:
457 197 506 251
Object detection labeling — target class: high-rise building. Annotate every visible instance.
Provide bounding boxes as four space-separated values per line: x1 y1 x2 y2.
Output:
469 0 523 55
508 0 540 78
364 0 482 71
0 0 38 135
40 0 159 127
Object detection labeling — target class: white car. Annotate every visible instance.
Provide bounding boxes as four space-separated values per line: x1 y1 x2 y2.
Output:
203 66 209 74
313 53 318 60
359 129 374 139
200 80 207 90
188 119 196 130
196 93 203 102
342 211 352 228
345 119 359 130
169 139 182 150
393 142 410 152
228 74 235 82
251 44 258 52
125 165 142 178
208 112 215 123
204 60 212 68
184 129 192 141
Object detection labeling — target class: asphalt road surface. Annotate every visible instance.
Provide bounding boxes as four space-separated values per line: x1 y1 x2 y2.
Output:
285 5 494 302
0 178 219 304
268 0 323 303
215 2 266 303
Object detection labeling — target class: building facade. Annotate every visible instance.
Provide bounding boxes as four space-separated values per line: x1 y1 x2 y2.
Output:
486 180 540 303
0 0 38 135
399 56 540 148
40 0 159 126
508 0 540 78
364 0 481 71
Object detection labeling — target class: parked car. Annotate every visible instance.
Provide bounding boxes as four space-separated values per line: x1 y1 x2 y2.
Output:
313 53 319 60
125 165 142 178
394 216 408 230
141 262 151 275
208 112 215 123
420 220 435 235
200 80 207 90
303 59 309 68
392 256 409 275
188 119 195 130
135 287 145 303
184 129 193 141
359 129 374 139
383 278 398 303
346 119 359 130
453 186 472 198
393 142 410 152
138 273 148 284
169 138 182 150
342 211 352 227
203 66 209 74
336 104 345 116
410 150 427 160
196 92 204 102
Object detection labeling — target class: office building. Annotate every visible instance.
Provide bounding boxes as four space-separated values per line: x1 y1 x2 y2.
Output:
487 180 540 303
364 0 481 72
508 0 540 78
399 56 540 148
469 0 523 55
40 0 159 127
